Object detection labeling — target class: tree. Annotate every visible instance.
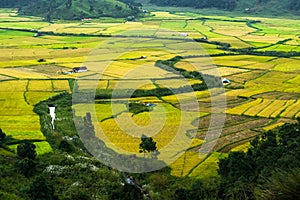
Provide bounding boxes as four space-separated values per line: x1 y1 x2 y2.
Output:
0 128 6 145
174 188 189 200
58 140 75 153
0 128 5 139
139 135 158 158
122 184 143 200
16 140 37 177
16 157 36 178
28 176 56 200
65 0 72 8
17 140 37 160
255 168 300 200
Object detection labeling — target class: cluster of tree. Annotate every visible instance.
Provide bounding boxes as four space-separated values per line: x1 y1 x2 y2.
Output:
128 102 150 115
149 0 300 14
288 0 300 11
0 128 6 147
15 141 37 177
218 118 300 199
150 0 238 11
155 56 223 89
139 135 159 158
0 0 143 21
118 0 142 8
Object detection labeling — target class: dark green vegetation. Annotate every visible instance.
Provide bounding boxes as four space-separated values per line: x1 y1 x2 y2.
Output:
16 141 37 177
1 92 299 199
128 102 150 115
218 119 300 199
0 3 299 199
150 0 238 11
139 135 158 158
0 128 6 146
149 0 300 15
0 0 143 20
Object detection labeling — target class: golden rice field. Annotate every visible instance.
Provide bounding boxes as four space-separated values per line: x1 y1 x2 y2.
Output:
170 151 206 177
28 80 53 91
0 21 49 29
230 142 251 152
0 80 28 92
0 9 42 21
240 34 283 44
162 90 211 105
273 59 300 72
25 92 60 105
270 100 296 118
280 100 300 118
188 152 228 179
151 11 189 19
227 98 300 119
243 98 273 116
205 20 255 37
101 105 198 151
74 103 202 160
210 55 272 67
287 75 300 84
73 103 128 122
76 80 108 90
155 78 202 89
226 98 263 115
237 89 275 98
0 9 299 176
0 91 45 140
202 66 249 76
263 122 285 131
52 80 71 92
261 44 300 52
257 100 288 118
107 80 156 90
0 78 70 155
0 74 13 81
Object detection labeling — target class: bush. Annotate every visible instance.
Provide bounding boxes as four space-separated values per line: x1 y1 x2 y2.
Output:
37 58 46 62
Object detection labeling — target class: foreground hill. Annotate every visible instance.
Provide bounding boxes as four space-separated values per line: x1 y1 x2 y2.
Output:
149 0 300 15
0 0 142 20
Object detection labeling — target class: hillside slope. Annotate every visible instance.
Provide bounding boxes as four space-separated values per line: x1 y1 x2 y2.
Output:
0 0 142 20
149 0 300 15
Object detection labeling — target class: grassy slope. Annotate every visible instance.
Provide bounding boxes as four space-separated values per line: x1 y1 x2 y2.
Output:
16 0 140 20
235 0 299 16
140 0 300 18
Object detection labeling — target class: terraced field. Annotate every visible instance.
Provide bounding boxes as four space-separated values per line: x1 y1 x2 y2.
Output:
0 78 71 154
0 9 299 178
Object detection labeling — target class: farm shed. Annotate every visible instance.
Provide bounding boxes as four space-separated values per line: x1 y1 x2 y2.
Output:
73 66 88 73
179 33 188 37
222 78 231 84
